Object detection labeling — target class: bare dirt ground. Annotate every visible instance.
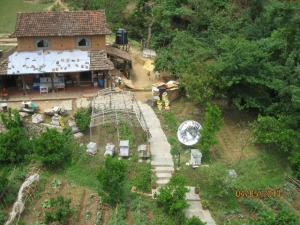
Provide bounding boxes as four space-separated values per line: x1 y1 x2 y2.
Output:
21 176 109 225
46 0 68 11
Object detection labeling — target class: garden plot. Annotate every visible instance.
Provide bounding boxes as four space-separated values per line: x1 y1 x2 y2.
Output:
20 176 109 225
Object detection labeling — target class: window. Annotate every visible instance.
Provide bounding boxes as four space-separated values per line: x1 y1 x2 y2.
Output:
76 37 91 48
35 38 50 49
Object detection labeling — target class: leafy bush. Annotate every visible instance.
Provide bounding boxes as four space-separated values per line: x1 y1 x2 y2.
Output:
2 179 19 205
0 128 30 164
0 169 8 194
254 208 300 225
0 167 29 206
97 156 127 204
32 128 72 169
197 103 223 153
252 115 299 153
183 216 206 225
0 208 6 225
156 175 189 222
44 195 73 224
0 108 22 129
73 107 92 132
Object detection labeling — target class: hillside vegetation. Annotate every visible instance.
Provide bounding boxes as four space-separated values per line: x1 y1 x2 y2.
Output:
0 0 299 224
63 1 300 175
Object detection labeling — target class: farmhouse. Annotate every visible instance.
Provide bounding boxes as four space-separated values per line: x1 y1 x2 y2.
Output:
0 10 126 94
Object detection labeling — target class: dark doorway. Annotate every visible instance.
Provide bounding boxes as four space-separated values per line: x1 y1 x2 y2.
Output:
2 75 17 88
80 71 92 82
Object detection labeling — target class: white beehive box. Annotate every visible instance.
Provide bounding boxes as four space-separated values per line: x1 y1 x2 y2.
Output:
32 113 43 124
105 143 116 156
138 144 150 159
86 142 97 155
190 149 202 168
51 114 60 126
119 140 129 157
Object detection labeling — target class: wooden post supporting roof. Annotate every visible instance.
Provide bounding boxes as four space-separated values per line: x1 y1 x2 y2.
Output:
50 74 55 93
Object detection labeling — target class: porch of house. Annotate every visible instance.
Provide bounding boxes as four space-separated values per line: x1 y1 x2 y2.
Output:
2 83 105 102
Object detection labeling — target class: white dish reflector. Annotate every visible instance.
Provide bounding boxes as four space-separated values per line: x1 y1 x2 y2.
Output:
177 120 202 146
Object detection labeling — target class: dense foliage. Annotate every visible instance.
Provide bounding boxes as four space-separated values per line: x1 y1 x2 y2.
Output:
156 175 189 222
97 156 127 204
183 216 206 225
0 109 31 164
32 128 72 169
0 108 22 129
43 195 73 224
197 103 223 155
128 0 300 177
73 107 92 132
62 0 129 30
0 127 30 164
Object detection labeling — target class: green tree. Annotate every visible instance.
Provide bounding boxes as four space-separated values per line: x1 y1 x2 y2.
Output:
32 129 72 169
97 156 127 204
73 107 92 132
0 128 30 164
183 216 206 225
156 175 189 222
252 115 299 153
197 103 223 153
88 0 128 30
252 115 300 177
1 108 22 129
0 170 8 195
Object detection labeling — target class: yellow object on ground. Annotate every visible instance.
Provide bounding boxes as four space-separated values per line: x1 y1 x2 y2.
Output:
143 60 155 72
59 117 64 126
157 99 162 111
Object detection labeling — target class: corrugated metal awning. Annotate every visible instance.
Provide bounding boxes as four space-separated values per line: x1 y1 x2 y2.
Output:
0 49 113 75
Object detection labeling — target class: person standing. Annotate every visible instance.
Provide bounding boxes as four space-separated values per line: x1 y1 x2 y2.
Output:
154 71 160 80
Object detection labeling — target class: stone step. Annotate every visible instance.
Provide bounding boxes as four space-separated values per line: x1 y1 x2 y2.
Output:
156 172 172 179
156 179 169 187
152 166 174 173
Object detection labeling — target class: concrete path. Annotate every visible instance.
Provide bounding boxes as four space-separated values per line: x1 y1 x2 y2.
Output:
138 101 174 188
138 101 216 225
185 187 216 225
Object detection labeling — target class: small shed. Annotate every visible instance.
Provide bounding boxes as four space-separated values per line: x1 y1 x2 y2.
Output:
138 144 150 159
86 142 97 155
119 140 129 157
104 143 116 156
190 149 202 168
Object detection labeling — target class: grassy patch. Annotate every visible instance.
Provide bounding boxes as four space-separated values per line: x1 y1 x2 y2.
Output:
60 147 101 192
0 46 14 51
0 0 51 33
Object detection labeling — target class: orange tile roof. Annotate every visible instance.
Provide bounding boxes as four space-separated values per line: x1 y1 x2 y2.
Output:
11 10 111 38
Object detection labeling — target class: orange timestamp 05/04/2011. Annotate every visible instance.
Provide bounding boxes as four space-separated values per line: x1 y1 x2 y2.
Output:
235 189 282 198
